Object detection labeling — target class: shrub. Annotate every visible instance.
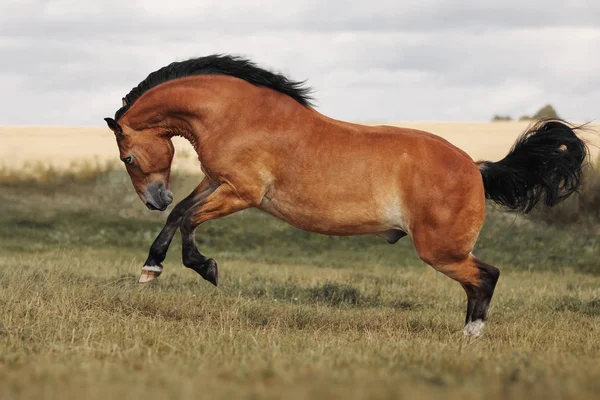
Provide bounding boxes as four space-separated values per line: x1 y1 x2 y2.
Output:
532 104 560 120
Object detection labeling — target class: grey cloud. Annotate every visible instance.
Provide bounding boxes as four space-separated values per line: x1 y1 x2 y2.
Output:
3 1 599 38
0 0 599 125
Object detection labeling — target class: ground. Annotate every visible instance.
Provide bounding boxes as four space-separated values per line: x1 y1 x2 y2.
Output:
0 167 598 400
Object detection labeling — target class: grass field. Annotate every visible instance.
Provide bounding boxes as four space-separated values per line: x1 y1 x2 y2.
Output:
0 162 598 399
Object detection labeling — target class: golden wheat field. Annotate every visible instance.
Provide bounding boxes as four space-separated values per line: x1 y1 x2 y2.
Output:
0 122 599 399
2 122 598 173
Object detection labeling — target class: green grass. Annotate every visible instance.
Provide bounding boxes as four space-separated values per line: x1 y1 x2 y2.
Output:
1 168 598 273
0 168 599 399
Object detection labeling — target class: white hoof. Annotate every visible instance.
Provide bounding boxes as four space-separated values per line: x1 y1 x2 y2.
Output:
139 265 163 283
463 319 485 338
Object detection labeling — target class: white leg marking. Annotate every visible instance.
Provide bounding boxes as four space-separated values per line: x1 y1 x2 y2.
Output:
463 319 485 338
142 265 163 273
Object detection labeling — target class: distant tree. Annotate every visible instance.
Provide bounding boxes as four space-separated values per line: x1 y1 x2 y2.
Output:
492 104 560 123
532 104 559 120
491 115 512 122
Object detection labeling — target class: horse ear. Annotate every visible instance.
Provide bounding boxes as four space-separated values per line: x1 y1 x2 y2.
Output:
104 117 124 137
122 97 127 107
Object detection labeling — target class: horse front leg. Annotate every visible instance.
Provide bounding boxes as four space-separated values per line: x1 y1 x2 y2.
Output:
139 177 216 283
180 183 252 286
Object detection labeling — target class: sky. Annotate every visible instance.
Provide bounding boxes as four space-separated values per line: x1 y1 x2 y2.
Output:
1 0 599 125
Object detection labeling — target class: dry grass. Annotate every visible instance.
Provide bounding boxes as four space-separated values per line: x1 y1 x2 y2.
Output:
382 121 600 163
0 126 200 174
1 122 597 171
0 252 599 400
0 174 599 399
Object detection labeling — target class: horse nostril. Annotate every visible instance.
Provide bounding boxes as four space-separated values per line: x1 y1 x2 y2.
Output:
162 190 174 204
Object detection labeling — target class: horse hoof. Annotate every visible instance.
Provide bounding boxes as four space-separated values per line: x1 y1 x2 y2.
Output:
202 259 218 286
139 265 163 283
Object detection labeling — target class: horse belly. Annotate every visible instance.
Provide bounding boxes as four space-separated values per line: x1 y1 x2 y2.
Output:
258 190 408 237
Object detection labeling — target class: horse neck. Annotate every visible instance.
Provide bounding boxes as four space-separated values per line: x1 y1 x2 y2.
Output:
122 93 204 150
123 76 311 150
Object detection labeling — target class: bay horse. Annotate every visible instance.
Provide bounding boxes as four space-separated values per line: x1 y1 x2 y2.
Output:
104 54 587 337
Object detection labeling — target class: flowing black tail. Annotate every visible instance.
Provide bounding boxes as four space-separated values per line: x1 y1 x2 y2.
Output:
478 119 588 213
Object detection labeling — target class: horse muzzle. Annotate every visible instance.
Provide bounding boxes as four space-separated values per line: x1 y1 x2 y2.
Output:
143 182 173 211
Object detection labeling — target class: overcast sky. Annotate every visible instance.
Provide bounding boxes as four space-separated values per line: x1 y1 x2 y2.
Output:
1 0 599 125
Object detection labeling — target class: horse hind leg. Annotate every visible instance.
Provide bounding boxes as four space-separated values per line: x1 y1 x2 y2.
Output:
423 253 500 337
410 181 498 337
461 257 500 337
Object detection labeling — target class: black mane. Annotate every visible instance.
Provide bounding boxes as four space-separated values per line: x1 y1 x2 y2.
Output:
114 54 314 120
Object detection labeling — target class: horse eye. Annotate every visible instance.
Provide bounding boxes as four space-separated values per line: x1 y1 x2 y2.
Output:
122 155 133 164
